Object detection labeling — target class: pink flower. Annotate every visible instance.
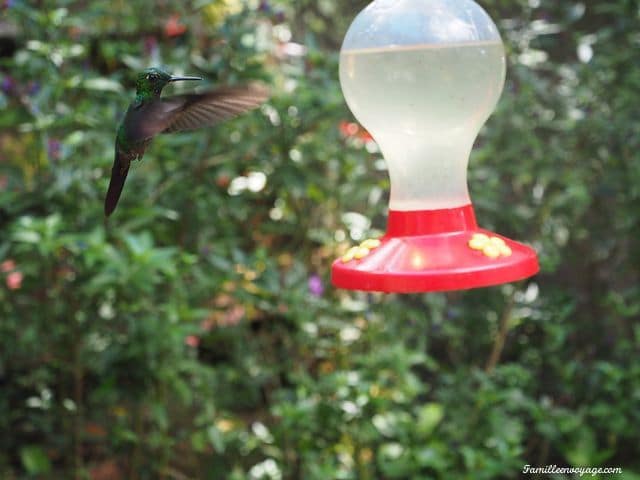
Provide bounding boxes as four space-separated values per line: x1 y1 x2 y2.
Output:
339 121 373 142
185 335 200 348
308 274 324 297
339 121 359 137
222 305 245 326
164 14 187 37
200 317 215 332
1 259 16 273
143 36 158 57
47 138 62 160
6 271 23 290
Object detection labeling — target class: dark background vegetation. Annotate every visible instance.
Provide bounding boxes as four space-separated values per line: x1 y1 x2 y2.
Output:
1 0 639 478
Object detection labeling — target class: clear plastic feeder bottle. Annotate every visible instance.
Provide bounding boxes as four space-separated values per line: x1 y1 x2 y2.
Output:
332 0 539 293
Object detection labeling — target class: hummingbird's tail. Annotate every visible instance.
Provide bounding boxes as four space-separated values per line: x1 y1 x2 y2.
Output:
104 155 130 216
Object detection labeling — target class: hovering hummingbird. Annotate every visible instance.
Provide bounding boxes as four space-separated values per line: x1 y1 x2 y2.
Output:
105 67 269 216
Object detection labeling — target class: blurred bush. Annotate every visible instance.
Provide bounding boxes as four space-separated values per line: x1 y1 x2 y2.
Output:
0 0 639 478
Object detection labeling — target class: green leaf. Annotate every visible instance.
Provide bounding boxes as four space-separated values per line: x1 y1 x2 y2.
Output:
124 232 153 256
378 443 412 478
416 403 444 437
13 231 41 243
564 427 613 467
620 473 640 480
82 78 123 93
20 446 51 475
207 425 225 453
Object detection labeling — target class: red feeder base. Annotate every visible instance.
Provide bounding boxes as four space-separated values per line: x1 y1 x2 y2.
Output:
331 205 539 293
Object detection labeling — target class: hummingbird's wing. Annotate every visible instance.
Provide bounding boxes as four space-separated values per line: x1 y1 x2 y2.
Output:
104 147 132 217
160 84 269 133
120 85 268 142
103 84 267 216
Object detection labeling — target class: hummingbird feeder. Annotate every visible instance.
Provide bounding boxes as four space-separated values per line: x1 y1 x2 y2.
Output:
332 0 539 293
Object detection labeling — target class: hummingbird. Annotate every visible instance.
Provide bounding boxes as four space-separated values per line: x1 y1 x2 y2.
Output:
105 67 269 216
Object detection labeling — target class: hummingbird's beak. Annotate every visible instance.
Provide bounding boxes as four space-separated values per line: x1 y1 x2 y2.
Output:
169 75 202 83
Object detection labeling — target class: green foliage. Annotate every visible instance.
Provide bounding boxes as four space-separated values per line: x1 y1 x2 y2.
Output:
1 0 639 478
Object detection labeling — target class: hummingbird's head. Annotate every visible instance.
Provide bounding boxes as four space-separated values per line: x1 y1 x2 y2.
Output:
135 68 202 96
